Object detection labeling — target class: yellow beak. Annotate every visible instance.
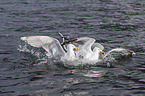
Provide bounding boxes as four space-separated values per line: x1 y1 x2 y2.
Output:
101 50 105 54
74 47 79 50
101 50 104 59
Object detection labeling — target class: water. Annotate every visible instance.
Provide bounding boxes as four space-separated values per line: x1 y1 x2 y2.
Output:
0 0 145 95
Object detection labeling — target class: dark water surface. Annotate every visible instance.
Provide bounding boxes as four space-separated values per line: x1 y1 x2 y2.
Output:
0 0 145 95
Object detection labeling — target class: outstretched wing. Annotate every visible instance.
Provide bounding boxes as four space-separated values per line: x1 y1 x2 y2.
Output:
91 43 104 51
76 37 95 48
103 48 135 59
74 37 95 58
21 36 65 57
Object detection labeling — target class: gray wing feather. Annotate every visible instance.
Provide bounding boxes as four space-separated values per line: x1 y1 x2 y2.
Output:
74 37 95 58
21 36 65 57
104 48 135 58
91 43 104 50
75 37 95 49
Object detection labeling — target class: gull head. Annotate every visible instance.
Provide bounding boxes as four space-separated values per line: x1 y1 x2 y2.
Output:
93 47 104 54
93 47 105 59
67 44 79 50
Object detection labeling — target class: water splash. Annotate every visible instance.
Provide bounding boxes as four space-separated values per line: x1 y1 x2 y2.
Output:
18 43 134 69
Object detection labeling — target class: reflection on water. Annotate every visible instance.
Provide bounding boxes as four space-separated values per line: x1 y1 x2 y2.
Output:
25 68 107 95
82 70 106 77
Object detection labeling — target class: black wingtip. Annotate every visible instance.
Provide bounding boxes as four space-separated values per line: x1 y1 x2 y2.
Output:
128 50 136 57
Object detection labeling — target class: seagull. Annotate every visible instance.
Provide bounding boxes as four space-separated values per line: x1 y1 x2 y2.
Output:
58 33 105 61
73 37 104 60
20 36 79 61
58 33 135 61
103 48 136 59
74 38 135 61
20 34 135 64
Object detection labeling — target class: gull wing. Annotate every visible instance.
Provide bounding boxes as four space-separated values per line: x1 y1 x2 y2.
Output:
103 48 135 59
74 37 104 50
21 36 65 57
91 43 104 51
75 37 95 47
74 37 96 58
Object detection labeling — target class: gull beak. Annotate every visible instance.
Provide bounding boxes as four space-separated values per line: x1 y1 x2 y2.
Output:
74 47 79 50
101 50 105 54
101 50 105 59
